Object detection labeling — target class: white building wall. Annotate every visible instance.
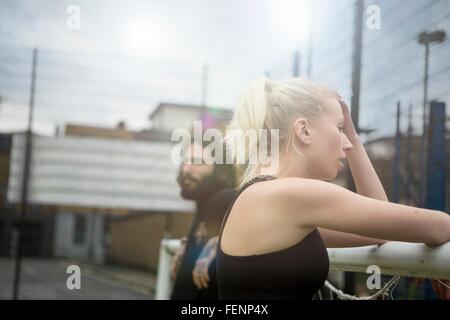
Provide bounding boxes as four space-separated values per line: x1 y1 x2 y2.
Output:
7 134 195 212
53 212 105 262
154 106 200 132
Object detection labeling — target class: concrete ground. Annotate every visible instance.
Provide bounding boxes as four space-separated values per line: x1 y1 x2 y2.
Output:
0 258 156 300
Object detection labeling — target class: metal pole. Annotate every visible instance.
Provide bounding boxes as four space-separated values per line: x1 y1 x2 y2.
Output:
201 64 208 119
329 241 450 280
392 101 401 203
405 103 414 204
12 48 38 300
293 49 301 77
155 238 181 300
425 101 446 212
419 42 429 207
350 0 364 134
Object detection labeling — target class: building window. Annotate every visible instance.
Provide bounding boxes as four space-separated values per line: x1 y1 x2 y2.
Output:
73 216 86 245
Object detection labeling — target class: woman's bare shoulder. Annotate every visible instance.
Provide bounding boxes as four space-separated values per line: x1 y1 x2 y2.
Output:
244 177 355 215
259 177 344 195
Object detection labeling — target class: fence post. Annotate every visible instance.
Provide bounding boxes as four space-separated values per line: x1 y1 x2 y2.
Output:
425 101 447 212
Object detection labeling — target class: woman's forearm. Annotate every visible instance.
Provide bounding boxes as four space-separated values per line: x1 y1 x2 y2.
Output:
346 136 389 202
325 132 389 247
318 227 387 248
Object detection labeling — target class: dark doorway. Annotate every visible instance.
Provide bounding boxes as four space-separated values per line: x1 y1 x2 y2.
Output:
13 222 44 257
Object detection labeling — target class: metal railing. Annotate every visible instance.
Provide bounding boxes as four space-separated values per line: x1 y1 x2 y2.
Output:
155 239 450 300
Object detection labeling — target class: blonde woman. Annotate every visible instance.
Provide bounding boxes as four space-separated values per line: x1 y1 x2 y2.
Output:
216 77 450 300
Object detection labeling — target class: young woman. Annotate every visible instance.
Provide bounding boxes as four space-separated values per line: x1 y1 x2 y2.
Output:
216 77 450 300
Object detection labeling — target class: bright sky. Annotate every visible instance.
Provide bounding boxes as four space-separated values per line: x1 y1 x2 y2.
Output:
0 0 313 134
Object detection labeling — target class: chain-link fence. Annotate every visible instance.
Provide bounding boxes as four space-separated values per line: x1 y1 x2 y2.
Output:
1 0 449 300
0 42 253 299
265 0 450 299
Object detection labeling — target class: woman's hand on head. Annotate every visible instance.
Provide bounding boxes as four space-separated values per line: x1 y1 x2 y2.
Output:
332 91 358 143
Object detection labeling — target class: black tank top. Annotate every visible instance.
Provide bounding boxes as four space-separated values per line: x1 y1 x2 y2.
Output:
216 175 329 300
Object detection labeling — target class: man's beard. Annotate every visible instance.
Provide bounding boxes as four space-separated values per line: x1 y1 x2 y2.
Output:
177 170 224 201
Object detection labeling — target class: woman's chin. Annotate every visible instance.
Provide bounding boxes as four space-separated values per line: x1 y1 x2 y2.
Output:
322 172 338 181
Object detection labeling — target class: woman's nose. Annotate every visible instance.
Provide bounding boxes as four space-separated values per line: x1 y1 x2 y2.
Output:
342 134 353 151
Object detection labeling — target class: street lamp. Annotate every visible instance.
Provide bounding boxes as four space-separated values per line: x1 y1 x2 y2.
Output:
417 30 447 207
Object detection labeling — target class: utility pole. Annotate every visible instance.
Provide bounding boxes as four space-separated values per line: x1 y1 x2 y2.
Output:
405 103 414 204
392 101 401 203
201 64 208 119
293 49 301 77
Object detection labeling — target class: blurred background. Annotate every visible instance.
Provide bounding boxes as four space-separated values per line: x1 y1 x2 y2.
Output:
0 0 449 299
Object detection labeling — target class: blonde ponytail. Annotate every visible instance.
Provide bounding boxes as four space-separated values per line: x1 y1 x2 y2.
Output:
226 76 335 187
225 78 273 186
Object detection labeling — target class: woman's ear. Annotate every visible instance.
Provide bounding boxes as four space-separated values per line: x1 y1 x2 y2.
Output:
293 118 312 145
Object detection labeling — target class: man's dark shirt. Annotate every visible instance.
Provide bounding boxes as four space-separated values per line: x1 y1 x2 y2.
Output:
171 189 237 300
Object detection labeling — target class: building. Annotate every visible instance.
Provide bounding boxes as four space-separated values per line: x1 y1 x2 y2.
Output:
0 102 233 270
1 130 195 264
149 102 233 133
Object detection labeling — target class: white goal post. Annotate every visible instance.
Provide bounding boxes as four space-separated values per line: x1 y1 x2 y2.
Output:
155 239 450 300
